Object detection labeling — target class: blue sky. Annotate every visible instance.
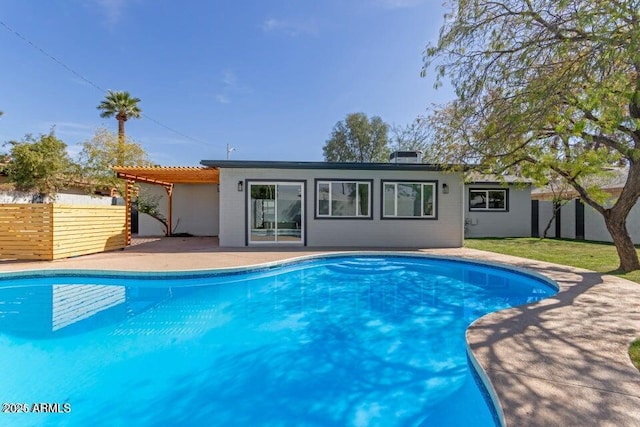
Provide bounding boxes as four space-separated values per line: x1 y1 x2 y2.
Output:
0 0 453 166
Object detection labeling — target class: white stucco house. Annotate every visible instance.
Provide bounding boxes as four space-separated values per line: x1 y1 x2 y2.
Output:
204 160 464 248
123 160 465 248
120 158 534 247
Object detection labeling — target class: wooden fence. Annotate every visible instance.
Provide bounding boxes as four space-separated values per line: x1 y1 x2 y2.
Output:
0 204 126 260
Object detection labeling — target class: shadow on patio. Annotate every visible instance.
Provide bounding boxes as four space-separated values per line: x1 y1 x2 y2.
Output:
465 258 640 426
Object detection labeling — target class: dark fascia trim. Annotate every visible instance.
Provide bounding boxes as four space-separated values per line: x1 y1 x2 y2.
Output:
380 179 439 221
467 181 531 185
313 178 374 220
201 160 459 172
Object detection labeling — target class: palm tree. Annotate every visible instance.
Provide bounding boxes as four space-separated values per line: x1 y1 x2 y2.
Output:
97 90 142 165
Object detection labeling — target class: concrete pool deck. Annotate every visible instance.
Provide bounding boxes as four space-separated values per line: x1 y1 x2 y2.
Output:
1 236 638 426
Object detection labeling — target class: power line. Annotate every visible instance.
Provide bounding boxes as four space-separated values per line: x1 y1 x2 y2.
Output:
0 20 106 92
0 19 211 148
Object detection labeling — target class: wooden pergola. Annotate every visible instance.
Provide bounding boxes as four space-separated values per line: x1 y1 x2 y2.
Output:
113 166 219 244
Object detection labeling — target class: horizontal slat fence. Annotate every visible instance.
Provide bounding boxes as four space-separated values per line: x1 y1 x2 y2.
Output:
0 204 126 260
0 204 53 259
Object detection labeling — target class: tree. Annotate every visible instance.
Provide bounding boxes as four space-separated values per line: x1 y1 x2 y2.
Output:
5 131 76 197
323 113 390 162
78 127 152 195
136 192 169 235
390 117 439 162
97 90 142 166
538 174 575 239
423 0 640 272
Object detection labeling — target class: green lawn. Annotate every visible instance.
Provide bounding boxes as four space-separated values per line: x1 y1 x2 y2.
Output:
464 237 640 284
630 340 640 371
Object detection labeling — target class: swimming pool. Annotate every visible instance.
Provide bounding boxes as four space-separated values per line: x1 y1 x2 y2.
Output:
0 254 557 426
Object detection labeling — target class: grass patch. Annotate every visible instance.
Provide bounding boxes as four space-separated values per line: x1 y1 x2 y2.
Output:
464 237 640 284
630 340 640 372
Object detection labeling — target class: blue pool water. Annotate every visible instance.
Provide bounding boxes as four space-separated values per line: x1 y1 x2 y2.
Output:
0 255 557 427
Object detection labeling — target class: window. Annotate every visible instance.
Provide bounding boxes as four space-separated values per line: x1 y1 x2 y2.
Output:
248 182 305 244
316 180 372 218
469 189 508 211
382 181 436 219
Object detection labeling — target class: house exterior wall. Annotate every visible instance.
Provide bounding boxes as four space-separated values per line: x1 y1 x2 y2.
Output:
537 200 556 238
464 184 531 238
537 199 640 243
137 183 219 237
583 201 640 243
218 168 463 248
0 190 111 205
51 193 113 205
561 201 576 239
583 206 611 242
138 184 166 236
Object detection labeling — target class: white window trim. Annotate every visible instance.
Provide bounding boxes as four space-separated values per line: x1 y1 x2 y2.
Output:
316 180 372 218
382 181 437 219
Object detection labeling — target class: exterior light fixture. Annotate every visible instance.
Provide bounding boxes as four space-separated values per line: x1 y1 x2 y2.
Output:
237 181 244 192
442 183 449 194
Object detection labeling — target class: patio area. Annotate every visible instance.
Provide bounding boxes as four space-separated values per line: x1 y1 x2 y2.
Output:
0 236 638 426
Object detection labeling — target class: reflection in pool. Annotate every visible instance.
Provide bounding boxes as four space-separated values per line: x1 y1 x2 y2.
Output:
0 255 556 426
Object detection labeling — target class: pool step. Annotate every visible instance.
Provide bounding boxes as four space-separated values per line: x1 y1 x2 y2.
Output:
327 258 405 275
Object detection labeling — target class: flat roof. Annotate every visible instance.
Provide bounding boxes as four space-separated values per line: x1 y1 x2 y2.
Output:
200 160 458 171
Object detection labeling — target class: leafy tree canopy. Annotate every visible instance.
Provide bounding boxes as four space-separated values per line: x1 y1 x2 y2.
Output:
78 127 152 194
390 117 440 162
323 113 390 162
4 130 76 196
423 0 640 271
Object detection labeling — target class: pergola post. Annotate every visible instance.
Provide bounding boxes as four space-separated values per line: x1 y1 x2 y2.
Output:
165 184 174 237
125 180 134 246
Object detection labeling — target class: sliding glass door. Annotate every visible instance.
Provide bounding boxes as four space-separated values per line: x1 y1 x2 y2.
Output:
248 182 304 244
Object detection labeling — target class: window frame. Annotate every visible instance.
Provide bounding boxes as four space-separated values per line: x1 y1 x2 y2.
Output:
380 180 438 220
468 188 509 212
314 179 373 220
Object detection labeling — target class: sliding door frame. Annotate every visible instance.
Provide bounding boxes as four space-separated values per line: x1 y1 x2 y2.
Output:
245 179 307 246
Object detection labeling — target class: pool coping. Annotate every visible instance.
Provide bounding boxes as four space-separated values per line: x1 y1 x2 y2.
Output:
0 238 638 426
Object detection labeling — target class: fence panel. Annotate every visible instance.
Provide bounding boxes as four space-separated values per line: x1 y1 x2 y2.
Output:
0 204 53 260
0 204 125 260
52 205 126 259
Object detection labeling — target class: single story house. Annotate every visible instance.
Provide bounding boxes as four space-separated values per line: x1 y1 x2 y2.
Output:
117 161 465 248
115 159 532 247
205 160 463 248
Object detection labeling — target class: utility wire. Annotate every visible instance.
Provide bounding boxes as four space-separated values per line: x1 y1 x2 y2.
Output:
0 20 210 148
